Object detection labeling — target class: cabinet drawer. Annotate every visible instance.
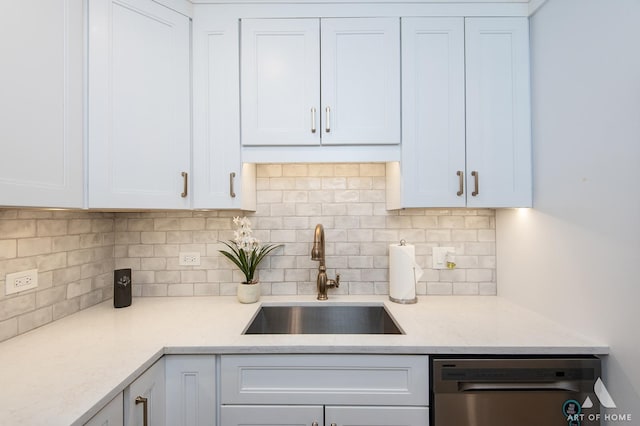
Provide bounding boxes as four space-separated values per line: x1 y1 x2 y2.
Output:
220 354 428 405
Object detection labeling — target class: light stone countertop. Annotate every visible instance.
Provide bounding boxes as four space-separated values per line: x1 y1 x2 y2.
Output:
0 295 608 425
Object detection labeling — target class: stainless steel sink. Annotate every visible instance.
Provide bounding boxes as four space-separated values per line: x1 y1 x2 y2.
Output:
243 305 403 335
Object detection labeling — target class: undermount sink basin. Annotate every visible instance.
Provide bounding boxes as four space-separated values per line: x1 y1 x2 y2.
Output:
243 305 403 335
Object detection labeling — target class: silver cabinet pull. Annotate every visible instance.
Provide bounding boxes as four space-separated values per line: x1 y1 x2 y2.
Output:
331 423 337 426
181 172 188 198
325 106 331 133
312 423 319 426
135 396 148 426
456 171 464 196
471 171 479 196
229 172 236 198
311 107 317 133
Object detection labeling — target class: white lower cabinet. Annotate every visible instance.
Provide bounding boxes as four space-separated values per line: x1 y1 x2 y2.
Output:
220 354 429 426
84 393 124 426
326 406 429 426
221 405 323 426
221 405 428 426
124 358 166 426
165 355 216 426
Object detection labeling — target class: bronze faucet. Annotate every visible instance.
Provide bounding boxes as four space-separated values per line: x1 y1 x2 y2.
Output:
311 224 340 300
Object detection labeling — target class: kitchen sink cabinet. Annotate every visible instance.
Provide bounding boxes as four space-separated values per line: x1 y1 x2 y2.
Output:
0 0 83 208
124 358 166 426
220 354 429 426
84 393 123 426
240 18 400 148
87 0 191 209
221 405 428 426
389 17 531 209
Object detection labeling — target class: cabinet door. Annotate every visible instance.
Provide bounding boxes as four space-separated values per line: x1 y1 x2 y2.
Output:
326 406 429 426
400 18 466 207
124 359 166 426
0 0 83 208
88 0 191 209
241 18 320 146
321 18 400 145
221 405 323 426
465 18 532 207
165 355 216 426
193 13 255 209
84 393 124 426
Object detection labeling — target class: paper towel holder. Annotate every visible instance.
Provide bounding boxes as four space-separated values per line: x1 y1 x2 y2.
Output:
389 239 419 305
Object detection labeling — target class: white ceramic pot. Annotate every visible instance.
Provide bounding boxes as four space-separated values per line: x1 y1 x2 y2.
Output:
237 281 260 304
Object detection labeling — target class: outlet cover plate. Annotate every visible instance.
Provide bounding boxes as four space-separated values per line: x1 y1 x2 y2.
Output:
179 252 201 266
432 247 454 270
6 269 38 295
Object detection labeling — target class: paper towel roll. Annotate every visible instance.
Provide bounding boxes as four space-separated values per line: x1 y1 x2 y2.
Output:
389 242 423 304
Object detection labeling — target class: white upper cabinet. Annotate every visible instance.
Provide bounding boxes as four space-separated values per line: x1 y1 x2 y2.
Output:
465 17 532 208
321 18 401 145
240 17 400 147
240 19 320 146
88 0 191 209
193 12 256 210
0 0 83 208
399 17 466 208
390 17 531 209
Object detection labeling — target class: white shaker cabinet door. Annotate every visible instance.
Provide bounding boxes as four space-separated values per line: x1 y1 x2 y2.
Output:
193 13 255 210
0 0 83 208
88 0 191 209
465 18 532 208
321 18 401 145
241 18 320 146
124 358 166 426
400 18 466 207
165 355 216 426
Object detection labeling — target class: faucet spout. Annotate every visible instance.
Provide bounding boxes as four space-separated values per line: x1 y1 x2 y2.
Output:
311 224 339 300
311 224 325 265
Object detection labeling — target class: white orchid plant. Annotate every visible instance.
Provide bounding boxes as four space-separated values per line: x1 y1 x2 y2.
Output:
219 217 282 284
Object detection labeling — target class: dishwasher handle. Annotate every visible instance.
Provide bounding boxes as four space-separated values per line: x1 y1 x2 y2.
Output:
459 381 581 393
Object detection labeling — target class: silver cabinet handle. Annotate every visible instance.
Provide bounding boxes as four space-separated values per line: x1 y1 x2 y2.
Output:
331 423 337 426
135 396 148 426
471 171 479 196
311 107 317 133
229 172 236 198
325 106 331 133
312 423 319 426
456 170 464 196
181 172 188 198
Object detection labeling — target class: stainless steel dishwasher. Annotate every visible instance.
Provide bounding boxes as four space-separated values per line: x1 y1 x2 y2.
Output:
432 357 602 426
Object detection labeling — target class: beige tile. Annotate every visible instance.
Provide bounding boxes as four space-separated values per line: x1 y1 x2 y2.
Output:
0 318 18 343
0 220 36 238
17 237 52 257
18 306 52 334
0 240 17 259
37 220 68 237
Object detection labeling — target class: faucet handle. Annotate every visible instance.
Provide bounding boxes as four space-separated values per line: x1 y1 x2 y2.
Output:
334 273 340 288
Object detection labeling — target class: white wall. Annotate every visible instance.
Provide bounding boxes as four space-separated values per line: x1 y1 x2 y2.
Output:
497 0 640 420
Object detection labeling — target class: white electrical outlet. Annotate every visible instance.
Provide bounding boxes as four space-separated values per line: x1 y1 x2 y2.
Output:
179 252 201 266
6 269 38 295
432 247 455 270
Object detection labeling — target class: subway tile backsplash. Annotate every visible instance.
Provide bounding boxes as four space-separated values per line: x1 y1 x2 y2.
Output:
0 163 495 342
